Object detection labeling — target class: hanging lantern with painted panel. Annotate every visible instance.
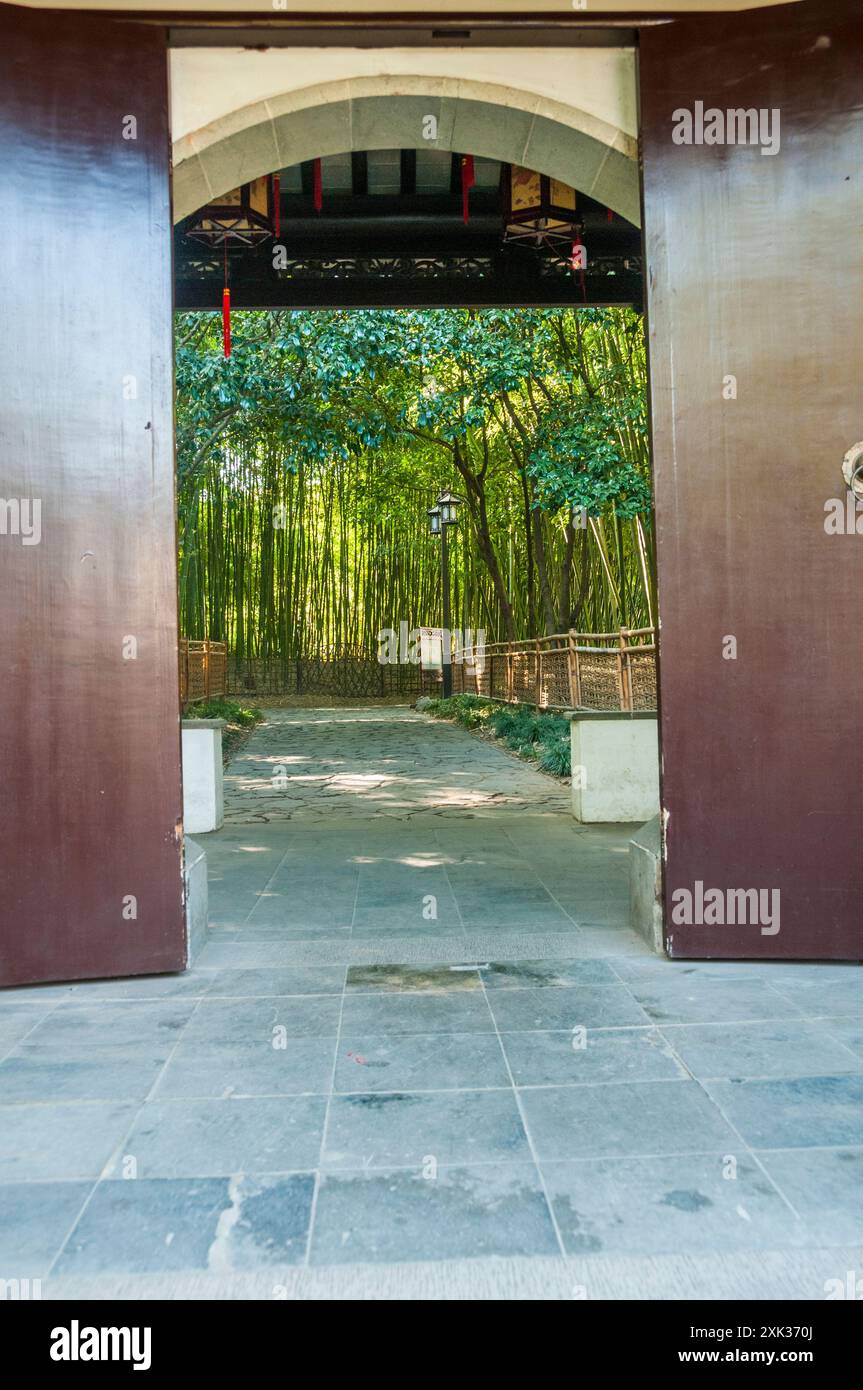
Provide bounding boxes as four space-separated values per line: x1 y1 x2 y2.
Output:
501 164 582 258
185 177 277 248
185 177 278 359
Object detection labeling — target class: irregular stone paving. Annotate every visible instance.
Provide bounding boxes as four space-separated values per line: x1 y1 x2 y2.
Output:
223 705 570 822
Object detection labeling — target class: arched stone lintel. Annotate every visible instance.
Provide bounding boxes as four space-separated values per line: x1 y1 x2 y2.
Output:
173 86 640 228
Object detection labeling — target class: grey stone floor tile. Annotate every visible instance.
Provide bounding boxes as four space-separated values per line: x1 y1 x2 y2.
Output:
340 992 494 1036
154 1037 337 1099
566 911 634 930
768 978 863 1018
663 1021 863 1081
180 996 341 1043
542 1154 801 1257
573 928 653 957
310 1163 558 1265
247 903 356 930
0 1004 66 1051
232 924 354 943
334 1032 509 1093
480 960 618 989
0 985 77 1006
488 985 650 1032
0 1103 135 1182
627 978 805 1025
0 1047 170 1103
356 877 456 907
64 972 214 1001
610 958 776 983
55 1174 315 1274
22 1001 196 1051
204 966 346 998
345 964 481 993
705 1075 863 1150
351 908 464 936
459 910 578 933
758 1147 863 1244
323 1089 531 1170
110 1096 327 1178
520 1080 737 1160
818 1018 863 1060
451 886 560 910
503 1028 686 1088
0 1181 92 1276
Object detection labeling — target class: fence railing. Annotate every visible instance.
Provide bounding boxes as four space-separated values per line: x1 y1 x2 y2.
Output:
179 639 227 709
226 654 422 699
183 630 656 711
451 628 657 712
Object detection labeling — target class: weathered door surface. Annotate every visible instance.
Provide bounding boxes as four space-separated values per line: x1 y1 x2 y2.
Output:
640 0 863 958
0 5 185 984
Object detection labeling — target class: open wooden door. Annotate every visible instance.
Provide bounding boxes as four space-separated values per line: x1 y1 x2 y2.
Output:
641 0 863 958
0 5 185 984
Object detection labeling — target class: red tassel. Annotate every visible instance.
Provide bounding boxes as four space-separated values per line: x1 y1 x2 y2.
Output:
272 174 281 238
222 286 231 359
606 207 614 222
313 158 322 214
461 154 475 224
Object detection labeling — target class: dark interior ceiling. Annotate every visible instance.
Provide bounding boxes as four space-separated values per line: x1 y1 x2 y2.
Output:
174 148 643 311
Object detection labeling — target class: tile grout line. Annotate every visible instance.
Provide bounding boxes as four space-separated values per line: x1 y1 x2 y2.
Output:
303 956 352 1266
44 994 210 1278
477 971 570 1261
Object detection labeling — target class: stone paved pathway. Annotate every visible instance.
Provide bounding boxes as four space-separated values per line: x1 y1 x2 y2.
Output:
1 704 862 1299
223 705 570 823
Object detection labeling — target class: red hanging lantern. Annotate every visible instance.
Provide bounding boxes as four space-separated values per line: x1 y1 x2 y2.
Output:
461 154 476 224
313 158 323 213
222 287 231 359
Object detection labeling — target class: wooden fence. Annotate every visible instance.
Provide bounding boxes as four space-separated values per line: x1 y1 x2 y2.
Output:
451 628 657 712
179 639 227 709
182 630 656 712
225 654 422 699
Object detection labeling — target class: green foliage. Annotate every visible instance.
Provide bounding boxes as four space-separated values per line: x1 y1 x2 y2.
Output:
423 696 571 779
175 307 654 656
182 698 264 727
536 735 572 777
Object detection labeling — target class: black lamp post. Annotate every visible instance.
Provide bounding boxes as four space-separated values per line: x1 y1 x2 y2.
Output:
428 489 461 697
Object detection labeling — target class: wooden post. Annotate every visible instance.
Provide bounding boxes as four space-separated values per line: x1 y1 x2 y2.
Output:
618 627 632 711
567 630 581 708
535 639 542 707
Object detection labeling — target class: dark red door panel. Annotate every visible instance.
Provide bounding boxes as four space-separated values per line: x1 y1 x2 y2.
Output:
641 0 863 957
0 5 184 984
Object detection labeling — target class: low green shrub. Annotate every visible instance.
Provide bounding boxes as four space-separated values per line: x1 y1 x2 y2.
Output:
183 697 264 727
421 696 571 779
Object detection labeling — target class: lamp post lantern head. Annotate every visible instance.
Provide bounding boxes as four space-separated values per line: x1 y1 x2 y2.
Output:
427 504 442 536
436 489 461 526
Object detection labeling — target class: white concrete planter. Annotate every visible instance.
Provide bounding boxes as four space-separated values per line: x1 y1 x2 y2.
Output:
569 713 660 823
181 718 225 833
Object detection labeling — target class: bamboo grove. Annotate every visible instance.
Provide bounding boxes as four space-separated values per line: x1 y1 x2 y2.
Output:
175 307 654 663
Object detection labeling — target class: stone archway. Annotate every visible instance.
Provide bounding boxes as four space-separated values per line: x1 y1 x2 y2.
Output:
172 75 640 227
